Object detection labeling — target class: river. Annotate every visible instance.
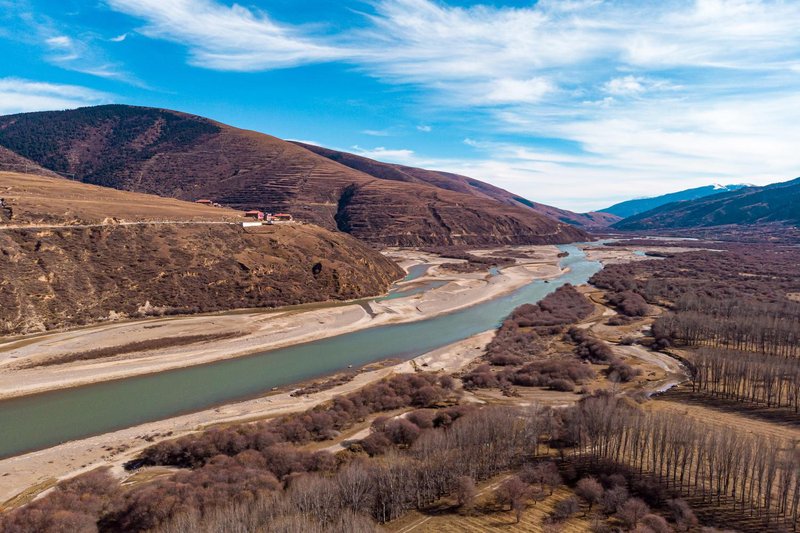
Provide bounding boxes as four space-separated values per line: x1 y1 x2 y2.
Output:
0 244 601 458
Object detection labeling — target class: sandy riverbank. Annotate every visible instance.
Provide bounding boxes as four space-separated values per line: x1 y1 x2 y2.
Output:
581 244 698 264
0 246 564 400
0 331 495 505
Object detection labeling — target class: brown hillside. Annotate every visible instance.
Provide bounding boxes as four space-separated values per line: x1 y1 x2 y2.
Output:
0 172 403 336
294 141 620 229
0 105 587 246
0 146 59 178
0 171 242 225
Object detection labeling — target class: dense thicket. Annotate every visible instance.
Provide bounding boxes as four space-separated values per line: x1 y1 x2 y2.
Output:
139 373 456 469
464 286 642 392
0 401 554 532
485 284 594 364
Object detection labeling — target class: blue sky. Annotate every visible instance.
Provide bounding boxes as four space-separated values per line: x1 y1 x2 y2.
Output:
2 0 800 211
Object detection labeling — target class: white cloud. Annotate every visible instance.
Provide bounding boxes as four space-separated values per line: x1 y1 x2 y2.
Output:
0 78 112 115
7 11 136 83
361 129 392 137
484 77 554 104
602 75 677 96
351 146 417 165
101 0 800 209
289 139 322 147
45 35 72 47
106 0 346 71
109 33 128 42
417 124 432 132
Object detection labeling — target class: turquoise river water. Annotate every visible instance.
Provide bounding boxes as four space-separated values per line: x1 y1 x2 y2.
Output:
0 244 601 458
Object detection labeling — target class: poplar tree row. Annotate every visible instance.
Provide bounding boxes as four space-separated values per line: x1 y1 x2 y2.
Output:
566 395 800 529
653 298 800 357
691 348 800 410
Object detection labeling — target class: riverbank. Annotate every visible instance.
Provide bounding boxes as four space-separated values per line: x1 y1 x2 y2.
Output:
0 331 494 506
0 241 688 509
0 246 564 400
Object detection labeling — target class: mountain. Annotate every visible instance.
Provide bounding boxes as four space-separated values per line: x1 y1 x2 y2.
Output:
0 105 587 246
600 184 750 219
294 142 620 229
0 171 403 336
613 178 800 231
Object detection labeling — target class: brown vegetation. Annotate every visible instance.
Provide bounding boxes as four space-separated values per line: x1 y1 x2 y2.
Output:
485 284 594 364
563 393 800 530
296 141 620 229
690 348 800 411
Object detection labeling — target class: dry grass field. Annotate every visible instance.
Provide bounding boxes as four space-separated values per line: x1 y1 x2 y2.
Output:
0 171 242 225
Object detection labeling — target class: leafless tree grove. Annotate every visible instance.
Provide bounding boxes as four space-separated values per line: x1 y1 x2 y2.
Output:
566 394 800 529
691 348 800 410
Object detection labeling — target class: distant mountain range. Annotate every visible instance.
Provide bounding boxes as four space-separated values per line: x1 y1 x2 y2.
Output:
600 184 750 219
0 105 587 246
613 178 800 230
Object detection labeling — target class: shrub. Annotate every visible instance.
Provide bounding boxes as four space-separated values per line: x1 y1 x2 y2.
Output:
549 378 575 392
616 498 650 529
551 496 580 521
576 477 604 514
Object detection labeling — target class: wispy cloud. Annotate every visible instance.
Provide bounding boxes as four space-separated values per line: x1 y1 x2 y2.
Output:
0 78 112 115
351 145 417 165
361 128 393 137
106 0 346 71
7 7 136 83
100 0 800 209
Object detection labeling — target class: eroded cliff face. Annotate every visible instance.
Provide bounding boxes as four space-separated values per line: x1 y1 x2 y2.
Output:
0 223 403 336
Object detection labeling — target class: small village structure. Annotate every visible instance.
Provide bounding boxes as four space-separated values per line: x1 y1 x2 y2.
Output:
239 209 295 227
244 210 265 221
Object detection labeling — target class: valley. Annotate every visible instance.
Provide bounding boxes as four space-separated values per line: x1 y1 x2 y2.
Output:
3 3 800 530
1 109 799 533
0 245 567 399
0 241 670 513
